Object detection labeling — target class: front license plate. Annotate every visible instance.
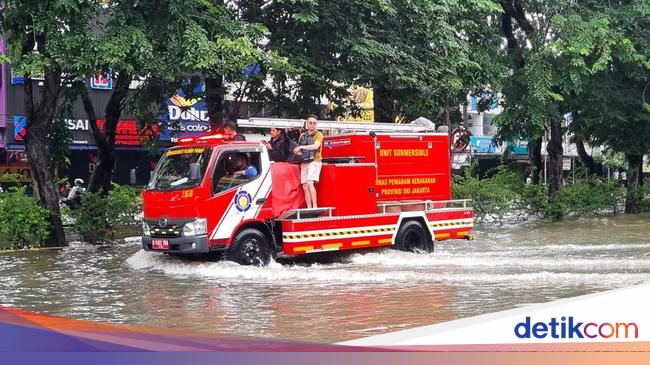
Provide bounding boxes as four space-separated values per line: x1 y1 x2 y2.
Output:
152 239 169 250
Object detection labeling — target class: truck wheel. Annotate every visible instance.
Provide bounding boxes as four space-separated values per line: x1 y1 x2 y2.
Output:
395 220 433 253
227 228 271 266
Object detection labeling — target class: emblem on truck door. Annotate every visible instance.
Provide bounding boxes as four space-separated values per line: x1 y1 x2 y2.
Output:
234 190 253 213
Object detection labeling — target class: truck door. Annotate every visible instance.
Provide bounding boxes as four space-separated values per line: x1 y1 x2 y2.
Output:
204 147 272 243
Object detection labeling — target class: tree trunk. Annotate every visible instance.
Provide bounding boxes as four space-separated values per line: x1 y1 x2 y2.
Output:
624 153 643 214
527 137 543 184
546 120 564 198
88 154 115 195
206 76 224 131
571 111 598 175
83 72 131 194
575 140 598 175
23 72 66 246
373 85 393 124
24 130 67 246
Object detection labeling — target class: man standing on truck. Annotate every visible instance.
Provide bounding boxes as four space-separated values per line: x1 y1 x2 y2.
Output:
294 115 324 208
223 121 246 141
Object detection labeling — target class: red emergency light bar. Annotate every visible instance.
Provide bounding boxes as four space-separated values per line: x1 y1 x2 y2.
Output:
177 133 225 146
199 133 224 141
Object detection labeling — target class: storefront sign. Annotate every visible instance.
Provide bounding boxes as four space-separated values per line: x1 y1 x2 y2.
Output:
0 166 31 182
12 115 158 146
13 116 27 141
470 136 497 154
10 72 25 85
160 85 212 142
507 139 528 155
90 71 113 90
335 87 374 123
451 152 470 170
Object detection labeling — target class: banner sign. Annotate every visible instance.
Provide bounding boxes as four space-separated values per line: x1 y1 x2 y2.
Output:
12 115 158 146
470 136 497 154
507 139 528 155
451 152 470 170
335 87 374 123
13 115 27 141
90 70 113 90
160 84 212 142
10 71 25 85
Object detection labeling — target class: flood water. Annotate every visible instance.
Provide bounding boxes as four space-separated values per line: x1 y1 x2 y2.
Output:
1 214 649 343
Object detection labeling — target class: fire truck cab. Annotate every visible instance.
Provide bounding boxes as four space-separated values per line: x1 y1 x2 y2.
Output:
141 118 474 265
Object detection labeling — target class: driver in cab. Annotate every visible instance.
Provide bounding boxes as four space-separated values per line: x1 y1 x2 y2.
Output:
217 153 258 191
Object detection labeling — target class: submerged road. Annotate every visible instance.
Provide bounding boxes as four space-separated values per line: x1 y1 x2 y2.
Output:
1 214 649 342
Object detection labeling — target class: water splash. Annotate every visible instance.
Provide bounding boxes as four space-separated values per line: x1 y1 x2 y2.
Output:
126 250 650 286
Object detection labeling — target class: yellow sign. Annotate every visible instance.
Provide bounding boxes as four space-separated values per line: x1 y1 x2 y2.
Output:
375 176 436 196
379 149 430 157
336 87 374 123
0 167 32 182
165 148 205 156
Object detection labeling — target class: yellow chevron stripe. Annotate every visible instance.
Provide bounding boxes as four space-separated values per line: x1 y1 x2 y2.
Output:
285 220 472 241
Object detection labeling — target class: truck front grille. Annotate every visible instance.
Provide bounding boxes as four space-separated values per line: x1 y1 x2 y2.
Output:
150 226 183 238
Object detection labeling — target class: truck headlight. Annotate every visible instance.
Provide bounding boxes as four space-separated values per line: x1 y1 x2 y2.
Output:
183 218 208 236
142 221 150 236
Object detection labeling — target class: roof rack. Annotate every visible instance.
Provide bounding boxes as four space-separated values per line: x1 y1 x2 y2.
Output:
237 117 434 133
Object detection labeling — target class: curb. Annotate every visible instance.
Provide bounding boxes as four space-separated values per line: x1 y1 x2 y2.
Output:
0 247 65 254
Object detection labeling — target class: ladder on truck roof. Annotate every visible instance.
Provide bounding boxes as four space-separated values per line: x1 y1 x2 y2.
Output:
237 117 435 133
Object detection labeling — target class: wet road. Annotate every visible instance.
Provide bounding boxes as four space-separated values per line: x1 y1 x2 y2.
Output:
1 214 649 342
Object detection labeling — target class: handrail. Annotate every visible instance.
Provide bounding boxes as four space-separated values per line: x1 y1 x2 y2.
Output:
378 199 471 213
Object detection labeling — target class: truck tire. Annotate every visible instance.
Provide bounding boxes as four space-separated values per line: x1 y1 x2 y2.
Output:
226 228 271 266
394 220 433 253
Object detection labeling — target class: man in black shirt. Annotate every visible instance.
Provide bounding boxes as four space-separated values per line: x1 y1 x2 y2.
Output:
262 128 292 162
223 121 246 141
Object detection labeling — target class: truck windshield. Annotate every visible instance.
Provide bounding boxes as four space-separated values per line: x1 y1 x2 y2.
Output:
147 147 212 191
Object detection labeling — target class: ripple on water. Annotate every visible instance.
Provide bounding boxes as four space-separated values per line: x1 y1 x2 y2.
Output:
3 214 650 342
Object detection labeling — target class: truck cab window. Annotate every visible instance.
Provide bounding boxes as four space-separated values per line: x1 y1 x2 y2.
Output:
212 151 261 194
147 147 212 191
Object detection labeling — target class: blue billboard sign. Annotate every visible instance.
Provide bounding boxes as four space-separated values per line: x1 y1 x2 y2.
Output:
159 83 211 142
507 139 528 155
470 136 497 154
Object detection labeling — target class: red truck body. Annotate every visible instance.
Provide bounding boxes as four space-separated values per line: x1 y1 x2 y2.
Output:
141 131 474 264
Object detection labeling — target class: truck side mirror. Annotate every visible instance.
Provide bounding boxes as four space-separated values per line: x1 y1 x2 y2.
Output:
189 163 201 181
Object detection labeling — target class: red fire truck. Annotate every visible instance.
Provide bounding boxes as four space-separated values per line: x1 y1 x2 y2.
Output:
141 118 474 265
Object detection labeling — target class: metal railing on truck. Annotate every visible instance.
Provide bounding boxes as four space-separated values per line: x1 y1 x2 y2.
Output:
378 199 471 214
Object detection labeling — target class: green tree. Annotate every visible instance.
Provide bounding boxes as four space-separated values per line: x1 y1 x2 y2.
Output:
494 0 624 206
1 0 99 245
76 1 264 194
234 0 502 126
568 0 650 213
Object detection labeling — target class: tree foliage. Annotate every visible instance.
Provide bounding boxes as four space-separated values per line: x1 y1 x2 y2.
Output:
1 0 102 245
494 0 648 210
234 0 503 122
